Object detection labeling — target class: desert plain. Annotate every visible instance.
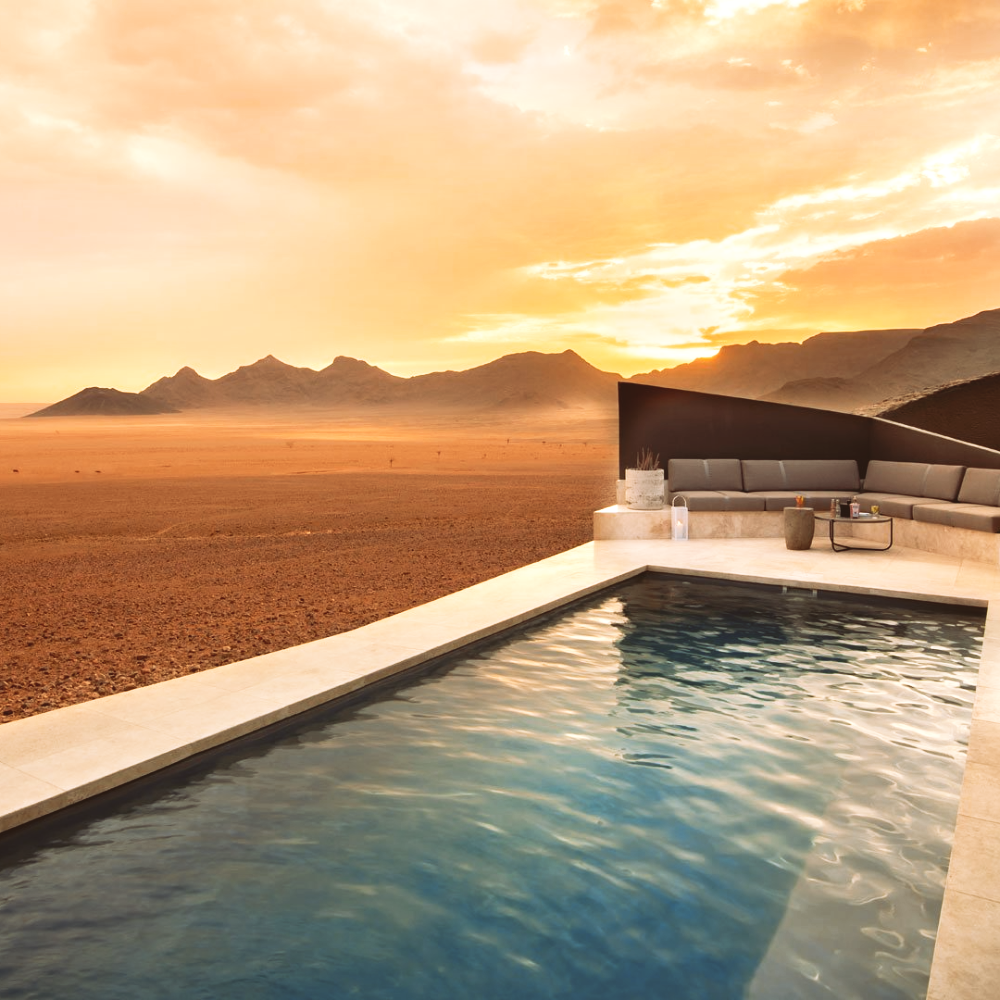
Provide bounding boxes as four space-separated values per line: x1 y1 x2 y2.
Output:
0 407 618 723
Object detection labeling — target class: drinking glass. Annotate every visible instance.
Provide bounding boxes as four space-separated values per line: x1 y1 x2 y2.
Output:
871 504 880 516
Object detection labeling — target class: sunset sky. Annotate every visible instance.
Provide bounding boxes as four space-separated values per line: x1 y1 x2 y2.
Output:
3 0 1000 402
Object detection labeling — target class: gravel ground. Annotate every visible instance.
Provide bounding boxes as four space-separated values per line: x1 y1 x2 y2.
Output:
0 471 615 722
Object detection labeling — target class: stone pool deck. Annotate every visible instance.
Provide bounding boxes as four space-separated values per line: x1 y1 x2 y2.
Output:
1 536 999 998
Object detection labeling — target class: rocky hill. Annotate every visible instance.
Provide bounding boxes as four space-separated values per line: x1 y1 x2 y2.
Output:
140 366 221 409
758 377 873 411
313 356 407 405
631 328 920 400
137 348 619 413
140 355 406 410
26 387 179 417
765 308 1000 411
861 370 1000 451
847 308 1000 403
25 306 1000 417
401 350 621 410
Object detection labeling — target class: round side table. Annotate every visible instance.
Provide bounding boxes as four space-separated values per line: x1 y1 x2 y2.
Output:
783 506 815 550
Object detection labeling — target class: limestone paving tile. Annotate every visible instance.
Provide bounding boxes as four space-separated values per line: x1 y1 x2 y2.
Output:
82 670 248 727
230 643 437 708
927 890 1000 1000
946 814 1000 903
347 616 493 654
954 762 1000 824
0 764 64 833
986 631 1000 655
0 702 139 769
226 673 367 720
15 725 192 801
971 686 1000 725
138 686 309 748
967 719 1000 766
176 650 329 693
957 562 1000 594
973 652 1000 693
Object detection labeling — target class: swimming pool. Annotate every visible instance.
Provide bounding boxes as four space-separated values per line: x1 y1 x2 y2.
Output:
0 574 983 999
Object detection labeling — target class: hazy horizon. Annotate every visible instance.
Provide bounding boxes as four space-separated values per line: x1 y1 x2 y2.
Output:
3 1 1000 402
0 319 925 411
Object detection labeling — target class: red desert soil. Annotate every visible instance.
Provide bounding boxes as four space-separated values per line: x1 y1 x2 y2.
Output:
0 411 618 722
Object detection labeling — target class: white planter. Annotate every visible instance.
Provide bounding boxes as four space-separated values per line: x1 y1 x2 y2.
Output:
625 468 665 510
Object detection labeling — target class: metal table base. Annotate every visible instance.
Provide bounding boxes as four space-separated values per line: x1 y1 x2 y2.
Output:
816 513 893 552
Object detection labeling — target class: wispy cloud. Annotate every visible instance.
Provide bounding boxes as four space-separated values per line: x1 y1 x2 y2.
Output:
1 0 999 397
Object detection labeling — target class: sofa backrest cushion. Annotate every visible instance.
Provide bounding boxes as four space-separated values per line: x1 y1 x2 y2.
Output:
863 460 965 501
862 460 925 496
667 458 743 493
958 468 1000 507
923 464 967 501
741 459 860 493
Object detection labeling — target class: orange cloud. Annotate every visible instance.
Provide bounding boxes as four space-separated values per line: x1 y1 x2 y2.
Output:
743 218 1000 330
469 29 534 65
1 0 999 400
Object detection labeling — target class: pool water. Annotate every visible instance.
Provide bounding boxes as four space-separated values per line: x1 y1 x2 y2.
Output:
0 575 983 999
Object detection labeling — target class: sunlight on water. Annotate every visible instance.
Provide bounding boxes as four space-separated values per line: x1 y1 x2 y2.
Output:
0 576 983 999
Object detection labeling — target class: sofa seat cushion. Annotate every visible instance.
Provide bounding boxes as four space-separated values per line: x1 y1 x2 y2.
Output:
667 458 744 493
957 468 1000 507
672 491 766 512
862 460 965 502
741 459 860 493
855 493 952 519
749 491 853 512
914 503 1000 532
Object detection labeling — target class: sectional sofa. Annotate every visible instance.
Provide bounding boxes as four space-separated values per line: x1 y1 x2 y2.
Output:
666 458 1000 533
594 458 1000 561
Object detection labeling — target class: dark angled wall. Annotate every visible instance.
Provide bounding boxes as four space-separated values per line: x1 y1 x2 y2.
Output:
868 418 1000 469
618 382 1000 478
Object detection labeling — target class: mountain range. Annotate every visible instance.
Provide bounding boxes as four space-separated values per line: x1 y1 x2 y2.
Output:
25 307 1000 420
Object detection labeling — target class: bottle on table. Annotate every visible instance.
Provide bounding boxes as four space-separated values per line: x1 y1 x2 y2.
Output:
850 496 860 518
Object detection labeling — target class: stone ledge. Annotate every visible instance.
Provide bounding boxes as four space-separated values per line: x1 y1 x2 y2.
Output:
594 505 1000 564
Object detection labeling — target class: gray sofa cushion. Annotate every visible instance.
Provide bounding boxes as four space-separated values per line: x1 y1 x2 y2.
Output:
667 459 743 493
924 464 967 501
741 459 860 493
957 468 1000 507
862 461 965 501
862 461 927 496
857 493 951 519
915 503 1000 532
675 491 766 512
